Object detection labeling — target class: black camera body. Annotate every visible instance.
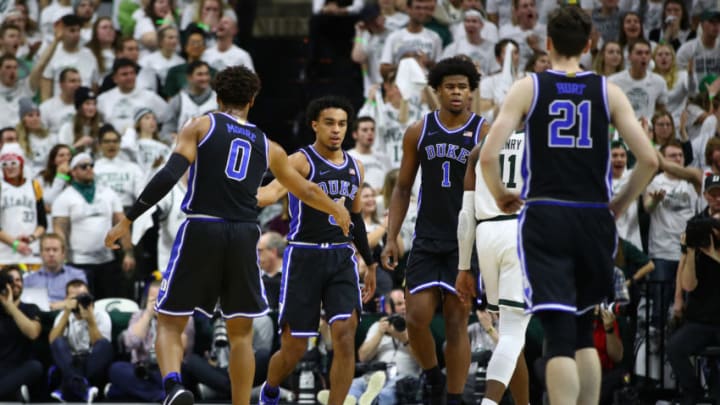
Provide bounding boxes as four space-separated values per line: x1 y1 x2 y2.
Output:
685 217 720 249
73 293 94 313
0 272 13 296
387 314 406 332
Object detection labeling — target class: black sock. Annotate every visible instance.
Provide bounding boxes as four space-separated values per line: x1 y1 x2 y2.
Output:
446 393 462 405
423 366 443 385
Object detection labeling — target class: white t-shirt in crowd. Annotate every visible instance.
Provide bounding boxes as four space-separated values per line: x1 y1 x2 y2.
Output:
97 86 169 134
646 173 698 261
52 309 112 355
379 28 442 66
52 184 123 264
93 156 146 207
39 96 75 136
347 149 392 191
139 51 185 85
42 46 99 97
608 70 668 121
202 45 255 73
0 79 33 128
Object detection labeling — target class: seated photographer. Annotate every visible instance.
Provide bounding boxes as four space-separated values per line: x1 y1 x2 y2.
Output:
106 280 195 402
592 304 625 405
48 279 113 403
347 289 420 405
668 175 720 405
0 265 43 402
182 313 274 400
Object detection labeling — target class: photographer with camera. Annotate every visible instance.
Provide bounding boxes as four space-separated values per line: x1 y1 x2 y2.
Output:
0 265 43 402
48 279 112 403
668 175 720 405
345 289 420 405
106 279 195 402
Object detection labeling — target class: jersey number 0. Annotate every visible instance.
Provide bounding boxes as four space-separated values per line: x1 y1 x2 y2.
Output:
225 138 252 181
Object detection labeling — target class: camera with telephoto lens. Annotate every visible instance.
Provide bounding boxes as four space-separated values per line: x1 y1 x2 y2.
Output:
73 293 94 313
213 318 228 348
387 314 406 332
685 217 720 249
0 272 13 296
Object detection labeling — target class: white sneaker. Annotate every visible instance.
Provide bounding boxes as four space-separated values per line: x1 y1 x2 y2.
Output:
103 383 112 398
359 371 386 405
317 389 357 405
19 385 30 403
86 386 99 405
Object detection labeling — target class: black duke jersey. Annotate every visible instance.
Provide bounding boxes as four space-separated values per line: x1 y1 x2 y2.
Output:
523 71 612 204
287 146 361 244
181 112 269 221
415 111 484 240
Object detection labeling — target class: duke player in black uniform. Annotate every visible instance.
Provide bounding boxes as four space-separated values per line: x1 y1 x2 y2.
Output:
105 67 351 405
256 96 376 405
479 7 658 405
381 57 487 405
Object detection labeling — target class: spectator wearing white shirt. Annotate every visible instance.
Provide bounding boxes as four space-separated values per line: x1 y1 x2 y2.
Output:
133 0 178 52
0 24 32 79
648 0 696 52
676 10 720 84
379 0 408 31
201 16 254 73
162 61 218 140
347 117 392 192
123 109 170 173
351 4 391 97
86 17 117 80
497 0 546 70
58 87 101 155
312 0 364 15
39 67 80 137
73 0 96 45
652 43 696 126
138 26 184 86
36 144 73 215
442 9 498 76
93 125 145 209
99 38 160 94
52 152 134 300
591 0 622 43
39 14 99 101
379 0 442 78
97 58 169 134
48 279 112 403
478 39 522 121
609 39 668 121
17 98 57 177
39 0 72 46
0 55 34 128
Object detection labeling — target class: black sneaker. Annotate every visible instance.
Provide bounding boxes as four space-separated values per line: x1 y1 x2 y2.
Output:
162 384 194 405
421 371 445 405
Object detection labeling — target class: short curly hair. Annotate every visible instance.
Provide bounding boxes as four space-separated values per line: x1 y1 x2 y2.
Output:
211 65 261 108
305 96 355 129
427 56 480 91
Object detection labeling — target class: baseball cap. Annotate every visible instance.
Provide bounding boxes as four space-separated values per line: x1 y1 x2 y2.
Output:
705 174 720 192
700 10 720 22
70 152 93 169
73 87 96 110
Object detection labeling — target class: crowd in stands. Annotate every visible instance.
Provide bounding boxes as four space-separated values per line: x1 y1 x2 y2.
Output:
0 0 719 403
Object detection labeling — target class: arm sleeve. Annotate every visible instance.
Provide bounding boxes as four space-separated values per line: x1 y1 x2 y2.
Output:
351 212 375 265
36 198 47 229
126 153 190 221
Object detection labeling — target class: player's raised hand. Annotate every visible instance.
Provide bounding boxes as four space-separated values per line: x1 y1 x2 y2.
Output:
495 191 523 214
105 218 131 249
455 270 477 306
333 197 351 236
381 239 400 270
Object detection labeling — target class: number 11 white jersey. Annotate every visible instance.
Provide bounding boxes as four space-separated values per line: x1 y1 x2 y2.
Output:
475 131 525 220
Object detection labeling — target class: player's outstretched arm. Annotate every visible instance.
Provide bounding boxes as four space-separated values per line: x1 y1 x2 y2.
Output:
267 141 351 236
608 83 659 217
104 116 207 249
479 77 531 214
380 120 422 270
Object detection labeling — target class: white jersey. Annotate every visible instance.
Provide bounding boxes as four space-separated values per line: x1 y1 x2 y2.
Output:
177 90 218 131
0 179 42 264
475 131 524 220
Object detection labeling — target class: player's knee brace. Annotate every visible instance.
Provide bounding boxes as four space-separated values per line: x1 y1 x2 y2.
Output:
575 310 595 350
485 309 530 385
538 311 576 358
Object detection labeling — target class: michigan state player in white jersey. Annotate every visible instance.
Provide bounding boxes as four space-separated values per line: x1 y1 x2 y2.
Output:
456 130 531 405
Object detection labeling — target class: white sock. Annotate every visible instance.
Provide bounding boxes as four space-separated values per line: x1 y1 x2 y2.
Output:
481 399 498 405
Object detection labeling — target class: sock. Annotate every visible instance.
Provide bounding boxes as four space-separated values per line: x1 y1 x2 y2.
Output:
423 366 443 386
263 383 280 398
446 393 462 405
481 399 498 405
163 372 182 393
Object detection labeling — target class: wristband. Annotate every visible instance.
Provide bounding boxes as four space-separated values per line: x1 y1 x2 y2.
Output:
12 240 19 252
56 173 71 181
354 37 366 44
485 326 495 334
605 326 614 333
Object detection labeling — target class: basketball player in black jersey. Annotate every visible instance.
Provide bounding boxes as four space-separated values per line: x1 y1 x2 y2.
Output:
104 67 351 405
255 96 376 405
381 57 487 405
479 7 658 405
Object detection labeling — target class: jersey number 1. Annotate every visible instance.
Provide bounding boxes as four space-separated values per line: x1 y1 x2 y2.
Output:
225 138 252 181
548 100 592 148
